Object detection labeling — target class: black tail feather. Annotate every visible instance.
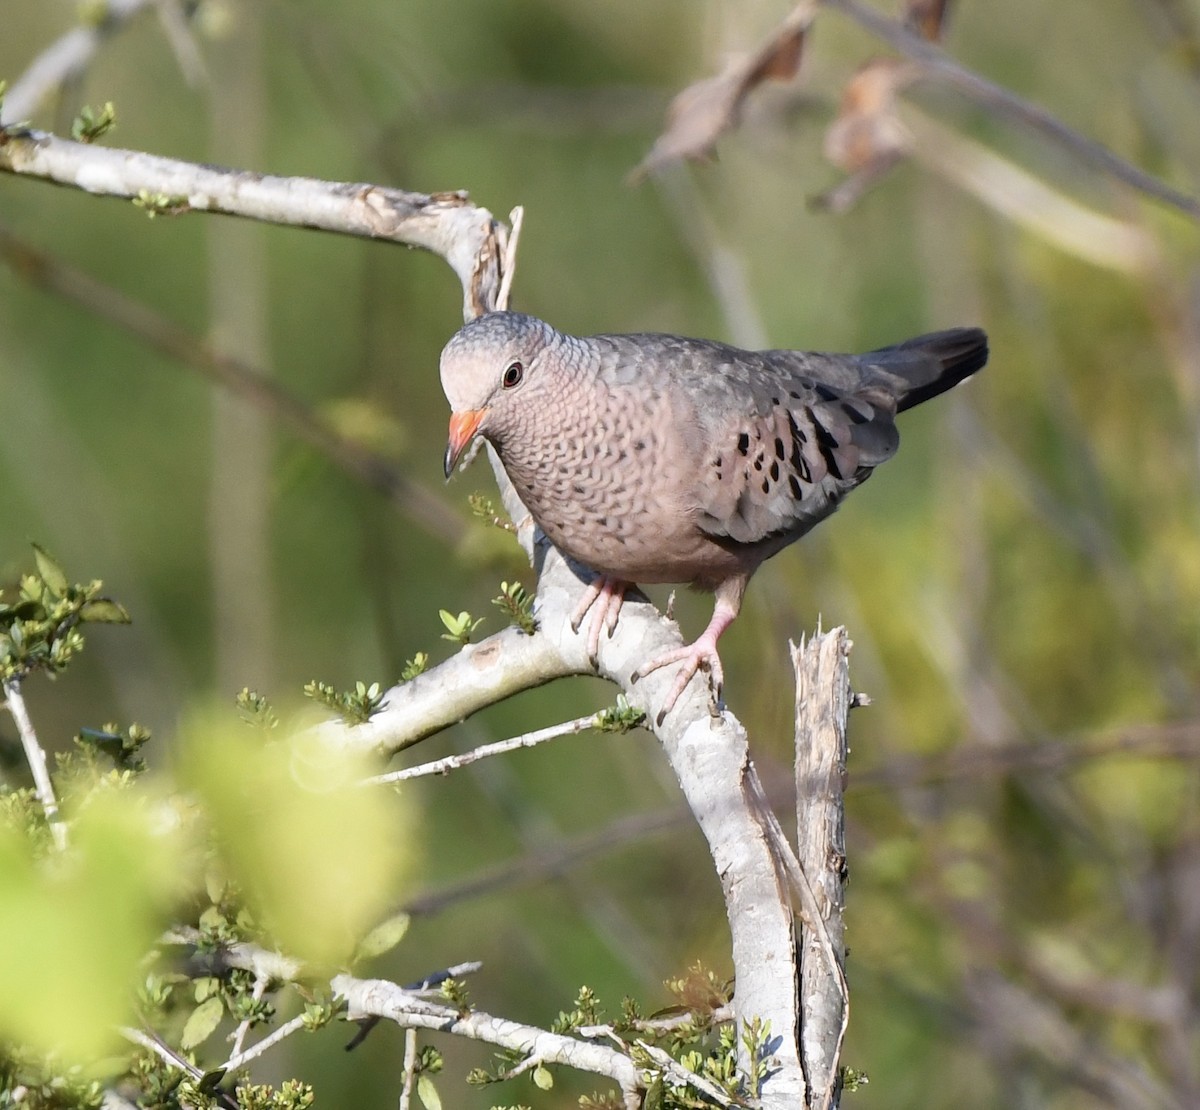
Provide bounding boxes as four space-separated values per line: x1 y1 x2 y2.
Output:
870 327 989 413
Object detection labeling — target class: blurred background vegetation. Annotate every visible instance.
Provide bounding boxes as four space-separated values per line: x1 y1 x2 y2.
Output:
2 0 1200 1106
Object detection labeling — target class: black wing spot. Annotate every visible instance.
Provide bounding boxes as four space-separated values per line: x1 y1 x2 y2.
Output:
842 401 870 425
774 437 785 459
789 475 803 499
761 478 770 494
769 460 780 482
808 407 845 480
753 456 763 471
815 382 839 402
635 439 647 452
737 433 750 455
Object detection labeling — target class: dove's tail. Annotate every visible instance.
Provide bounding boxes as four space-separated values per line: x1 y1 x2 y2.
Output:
867 327 989 413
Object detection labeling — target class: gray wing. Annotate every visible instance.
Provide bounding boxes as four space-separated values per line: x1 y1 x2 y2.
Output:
591 329 985 549
688 350 901 546
586 333 893 547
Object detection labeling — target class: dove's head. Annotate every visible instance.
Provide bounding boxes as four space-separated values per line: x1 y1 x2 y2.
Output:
440 311 562 477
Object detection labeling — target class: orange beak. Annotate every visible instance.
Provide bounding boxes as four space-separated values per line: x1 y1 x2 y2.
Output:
444 408 486 478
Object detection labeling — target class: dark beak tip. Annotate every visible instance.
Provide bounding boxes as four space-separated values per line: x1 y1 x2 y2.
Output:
443 443 457 480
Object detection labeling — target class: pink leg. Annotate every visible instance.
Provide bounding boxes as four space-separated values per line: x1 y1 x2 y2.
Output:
570 575 628 664
632 595 739 723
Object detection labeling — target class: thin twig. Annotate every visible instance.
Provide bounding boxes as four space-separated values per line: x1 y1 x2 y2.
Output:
496 205 525 311
367 712 606 785
635 1040 737 1107
119 1026 203 1079
225 1013 309 1072
577 1003 735 1040
398 1028 418 1110
2 678 67 850
226 974 269 1062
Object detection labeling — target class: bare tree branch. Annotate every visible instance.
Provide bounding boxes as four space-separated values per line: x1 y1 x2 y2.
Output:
793 630 851 1110
0 128 505 320
2 678 68 851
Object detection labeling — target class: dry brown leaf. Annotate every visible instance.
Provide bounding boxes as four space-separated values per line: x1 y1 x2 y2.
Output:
630 2 817 182
905 0 953 42
813 57 915 212
823 57 914 173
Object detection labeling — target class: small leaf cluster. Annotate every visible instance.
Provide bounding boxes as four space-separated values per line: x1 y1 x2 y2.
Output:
439 609 484 645
236 688 279 731
0 1046 106 1109
401 652 429 681
0 545 130 682
71 721 152 775
70 101 115 143
410 1046 446 1110
132 189 189 217
302 679 384 724
492 580 536 634
468 492 516 533
439 976 472 1013
594 696 645 734
551 986 602 1034
234 1079 316 1109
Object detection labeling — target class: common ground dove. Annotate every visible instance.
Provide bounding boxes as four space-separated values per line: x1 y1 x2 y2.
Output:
441 312 987 717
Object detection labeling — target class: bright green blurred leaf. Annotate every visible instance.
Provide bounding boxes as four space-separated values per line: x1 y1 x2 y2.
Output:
181 995 225 1049
179 710 415 968
0 787 195 1062
31 544 68 596
78 599 132 624
416 1073 442 1110
354 912 411 964
532 1063 553 1090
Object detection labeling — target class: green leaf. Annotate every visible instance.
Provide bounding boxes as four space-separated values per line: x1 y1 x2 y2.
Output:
79 598 132 624
416 1074 442 1110
354 912 411 963
181 994 225 1049
31 544 69 597
532 1064 553 1090
179 711 414 968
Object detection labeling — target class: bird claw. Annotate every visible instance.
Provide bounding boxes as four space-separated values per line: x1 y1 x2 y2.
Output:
570 575 627 667
636 640 725 725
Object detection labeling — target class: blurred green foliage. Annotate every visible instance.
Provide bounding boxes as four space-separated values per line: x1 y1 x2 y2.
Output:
2 0 1200 1106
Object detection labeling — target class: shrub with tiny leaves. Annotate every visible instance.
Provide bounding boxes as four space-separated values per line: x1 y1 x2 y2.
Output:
438 609 484 645
0 545 130 683
70 101 116 143
302 679 384 724
492 580 536 634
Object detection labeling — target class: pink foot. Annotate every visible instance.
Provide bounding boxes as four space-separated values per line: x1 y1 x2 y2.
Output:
570 575 627 664
632 596 739 724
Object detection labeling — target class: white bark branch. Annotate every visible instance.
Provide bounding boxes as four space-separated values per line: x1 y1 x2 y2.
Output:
333 974 643 1109
367 712 606 784
3 677 68 850
0 129 504 321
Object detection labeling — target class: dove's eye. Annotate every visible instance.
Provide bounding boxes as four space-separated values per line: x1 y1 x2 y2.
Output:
502 361 524 389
